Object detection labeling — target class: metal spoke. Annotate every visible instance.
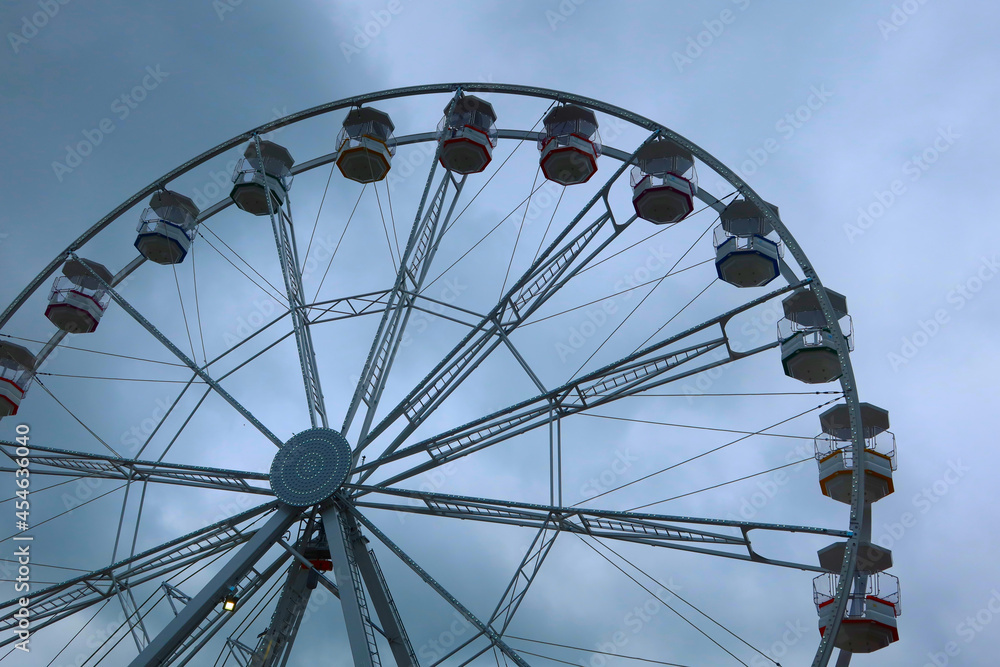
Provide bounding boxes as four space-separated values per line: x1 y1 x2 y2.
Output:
358 279 805 486
428 523 559 667
244 562 313 667
343 151 467 452
0 440 271 495
164 551 291 666
253 133 329 429
351 487 847 573
369 339 727 488
491 522 558 634
352 531 419 667
358 133 663 469
320 502 382 667
0 501 280 646
127 503 300 666
240 534 323 667
163 583 192 615
245 513 343 667
549 409 562 507
115 579 151 651
348 504 533 667
225 638 257 666
68 252 285 448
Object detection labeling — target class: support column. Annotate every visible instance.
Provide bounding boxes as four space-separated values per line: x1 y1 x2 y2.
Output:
128 504 301 667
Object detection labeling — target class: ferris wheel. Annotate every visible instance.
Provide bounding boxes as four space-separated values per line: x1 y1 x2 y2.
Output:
0 84 901 666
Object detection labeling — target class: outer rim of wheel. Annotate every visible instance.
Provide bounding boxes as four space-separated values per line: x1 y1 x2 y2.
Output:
0 83 868 666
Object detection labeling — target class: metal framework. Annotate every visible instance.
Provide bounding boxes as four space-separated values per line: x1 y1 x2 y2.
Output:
345 151 468 450
0 83 878 666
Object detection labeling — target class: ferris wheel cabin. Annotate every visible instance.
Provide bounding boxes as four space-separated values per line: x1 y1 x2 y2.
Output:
336 107 396 183
538 104 602 185
45 258 113 334
815 404 897 570
134 190 200 265
778 288 852 384
0 342 36 418
230 140 295 216
815 402 895 504
631 139 697 224
815 572 901 653
714 198 782 287
438 94 498 174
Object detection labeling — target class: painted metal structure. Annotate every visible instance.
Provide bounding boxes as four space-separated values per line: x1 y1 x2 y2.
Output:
134 190 200 265
0 84 894 666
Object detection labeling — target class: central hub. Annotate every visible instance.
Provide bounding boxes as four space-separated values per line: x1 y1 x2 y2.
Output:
269 428 352 507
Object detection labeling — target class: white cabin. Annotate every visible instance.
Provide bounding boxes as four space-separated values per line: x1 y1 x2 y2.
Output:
631 138 697 224
438 94 497 174
538 104 601 185
815 572 900 653
45 258 113 334
336 107 396 183
231 140 295 216
778 288 852 384
815 402 896 504
135 190 200 264
714 198 782 287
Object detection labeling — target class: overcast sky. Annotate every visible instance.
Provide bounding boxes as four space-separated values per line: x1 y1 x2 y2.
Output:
1 1 998 666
